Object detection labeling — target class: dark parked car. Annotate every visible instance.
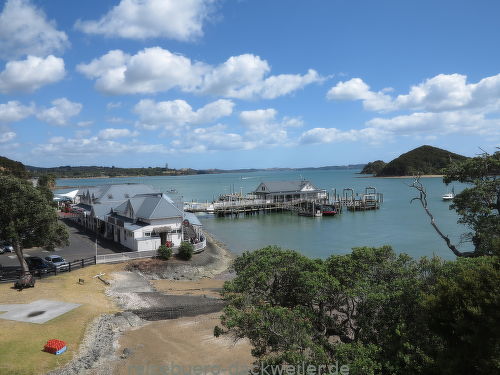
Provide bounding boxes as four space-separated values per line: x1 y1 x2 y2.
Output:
25 256 55 274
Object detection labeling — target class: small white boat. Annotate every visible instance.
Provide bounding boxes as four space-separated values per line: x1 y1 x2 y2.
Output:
442 192 454 201
442 187 455 201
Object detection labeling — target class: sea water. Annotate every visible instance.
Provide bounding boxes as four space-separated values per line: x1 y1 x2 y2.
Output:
56 169 471 260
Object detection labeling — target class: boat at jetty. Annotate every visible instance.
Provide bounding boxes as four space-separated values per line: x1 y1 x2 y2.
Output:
320 204 337 216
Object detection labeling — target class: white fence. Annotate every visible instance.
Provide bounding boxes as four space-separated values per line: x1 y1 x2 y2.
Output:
96 237 208 264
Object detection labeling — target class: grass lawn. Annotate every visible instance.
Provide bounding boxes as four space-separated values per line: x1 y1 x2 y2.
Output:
0 263 123 375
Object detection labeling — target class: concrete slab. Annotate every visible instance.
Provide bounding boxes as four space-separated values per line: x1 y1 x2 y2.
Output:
0 299 81 324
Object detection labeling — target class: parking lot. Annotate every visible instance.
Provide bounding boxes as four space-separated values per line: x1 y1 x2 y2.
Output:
0 218 124 269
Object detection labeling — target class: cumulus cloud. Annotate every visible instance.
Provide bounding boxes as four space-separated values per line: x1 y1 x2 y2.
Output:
134 98 234 130
75 0 216 41
0 0 69 59
0 130 16 143
239 108 302 146
36 98 82 126
299 127 386 145
77 48 205 95
98 128 139 139
77 48 322 98
327 78 394 111
0 55 65 93
0 101 34 122
322 72 500 142
327 72 500 113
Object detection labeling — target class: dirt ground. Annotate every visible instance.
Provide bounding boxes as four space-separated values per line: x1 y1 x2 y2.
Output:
151 278 225 298
110 312 254 375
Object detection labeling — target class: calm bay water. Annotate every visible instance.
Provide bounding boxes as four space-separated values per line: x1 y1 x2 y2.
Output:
56 170 471 260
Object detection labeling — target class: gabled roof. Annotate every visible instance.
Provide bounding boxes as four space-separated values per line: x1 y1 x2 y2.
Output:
77 184 158 203
90 204 114 219
254 180 319 193
113 194 183 220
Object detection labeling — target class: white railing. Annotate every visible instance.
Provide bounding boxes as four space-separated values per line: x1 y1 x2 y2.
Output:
193 237 207 253
96 238 208 263
96 249 158 264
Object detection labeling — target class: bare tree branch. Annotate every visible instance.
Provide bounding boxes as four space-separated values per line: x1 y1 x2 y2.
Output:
409 176 477 257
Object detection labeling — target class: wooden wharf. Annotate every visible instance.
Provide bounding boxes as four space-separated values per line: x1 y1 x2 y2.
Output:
184 187 383 217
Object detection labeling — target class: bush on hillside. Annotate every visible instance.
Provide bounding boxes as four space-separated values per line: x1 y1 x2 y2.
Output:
178 241 194 260
157 244 172 260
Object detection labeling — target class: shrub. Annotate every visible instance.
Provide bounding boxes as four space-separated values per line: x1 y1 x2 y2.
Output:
178 241 194 260
157 244 172 260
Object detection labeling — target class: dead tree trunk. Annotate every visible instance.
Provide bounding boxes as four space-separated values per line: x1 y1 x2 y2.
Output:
409 177 476 258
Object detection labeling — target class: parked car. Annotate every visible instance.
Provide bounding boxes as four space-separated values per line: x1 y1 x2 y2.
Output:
24 256 55 274
44 255 69 271
0 242 14 252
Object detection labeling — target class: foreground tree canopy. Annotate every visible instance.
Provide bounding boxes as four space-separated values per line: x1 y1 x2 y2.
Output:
0 175 69 274
217 246 500 375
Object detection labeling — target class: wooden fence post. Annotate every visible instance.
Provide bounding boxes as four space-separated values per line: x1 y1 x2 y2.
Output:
81 259 84 268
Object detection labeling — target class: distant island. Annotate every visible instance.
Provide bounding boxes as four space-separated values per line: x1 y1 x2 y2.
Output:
0 156 366 179
361 145 468 177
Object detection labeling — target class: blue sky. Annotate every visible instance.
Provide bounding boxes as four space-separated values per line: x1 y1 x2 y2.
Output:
0 0 498 169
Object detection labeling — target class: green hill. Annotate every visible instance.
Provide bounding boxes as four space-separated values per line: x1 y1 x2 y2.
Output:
0 155 28 178
376 145 467 176
360 160 386 175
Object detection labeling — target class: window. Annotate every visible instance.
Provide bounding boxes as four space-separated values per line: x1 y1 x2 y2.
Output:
144 232 151 237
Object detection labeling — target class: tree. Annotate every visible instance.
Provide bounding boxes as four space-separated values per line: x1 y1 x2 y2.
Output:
217 246 500 374
37 173 57 204
444 150 500 255
0 176 69 275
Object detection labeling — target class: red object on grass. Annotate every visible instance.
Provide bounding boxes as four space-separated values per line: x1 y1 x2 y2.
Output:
44 339 67 354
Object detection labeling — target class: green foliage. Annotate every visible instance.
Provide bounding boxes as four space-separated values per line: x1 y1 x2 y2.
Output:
0 155 28 179
360 160 386 175
157 244 173 260
377 145 467 176
218 246 500 374
0 175 69 272
443 151 500 255
178 241 194 260
422 256 500 375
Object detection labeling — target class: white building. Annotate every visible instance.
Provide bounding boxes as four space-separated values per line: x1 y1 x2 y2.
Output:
72 184 205 252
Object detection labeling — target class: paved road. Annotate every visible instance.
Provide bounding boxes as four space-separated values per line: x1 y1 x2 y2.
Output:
0 218 124 268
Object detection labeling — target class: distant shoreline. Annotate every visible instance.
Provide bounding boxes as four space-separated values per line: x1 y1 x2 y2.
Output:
357 174 444 179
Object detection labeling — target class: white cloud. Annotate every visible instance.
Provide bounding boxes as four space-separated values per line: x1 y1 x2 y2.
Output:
77 121 94 127
177 124 252 152
98 128 139 139
326 78 394 111
0 101 34 122
299 127 386 145
34 136 171 156
0 131 16 143
239 108 302 146
106 101 122 110
77 48 323 98
327 73 500 113
0 55 65 93
77 48 205 95
37 98 82 126
75 0 215 41
0 0 69 59
134 98 234 130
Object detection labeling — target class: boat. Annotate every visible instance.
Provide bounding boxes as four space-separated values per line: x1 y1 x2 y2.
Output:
442 187 455 201
320 204 337 216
